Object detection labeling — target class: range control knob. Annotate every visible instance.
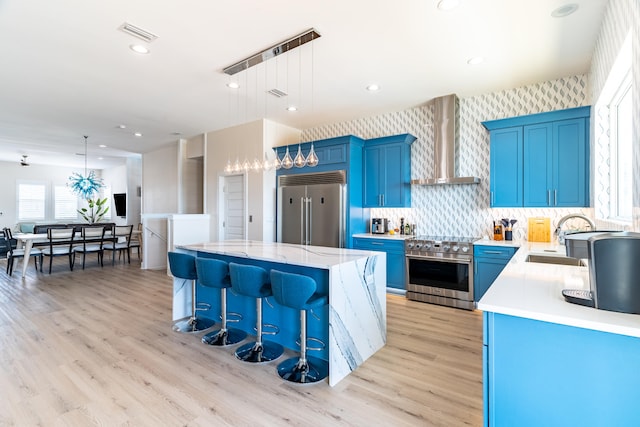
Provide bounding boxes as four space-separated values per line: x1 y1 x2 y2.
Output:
461 246 469 253
424 243 432 250
406 242 414 249
452 245 460 252
415 243 422 250
443 244 450 252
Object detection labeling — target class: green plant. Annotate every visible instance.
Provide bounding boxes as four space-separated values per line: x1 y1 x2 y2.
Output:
78 197 109 224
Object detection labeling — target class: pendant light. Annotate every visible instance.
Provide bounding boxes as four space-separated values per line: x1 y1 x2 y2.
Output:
68 135 104 200
281 146 294 169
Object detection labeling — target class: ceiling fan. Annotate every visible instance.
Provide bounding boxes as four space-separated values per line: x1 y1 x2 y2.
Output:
20 155 29 166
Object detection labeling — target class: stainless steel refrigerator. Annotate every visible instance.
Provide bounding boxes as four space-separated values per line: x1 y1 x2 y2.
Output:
277 171 346 248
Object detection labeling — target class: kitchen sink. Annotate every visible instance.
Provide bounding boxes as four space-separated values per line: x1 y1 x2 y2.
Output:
526 254 586 266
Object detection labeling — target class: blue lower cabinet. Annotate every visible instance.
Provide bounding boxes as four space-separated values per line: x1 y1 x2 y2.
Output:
353 237 405 290
473 245 518 302
484 311 640 426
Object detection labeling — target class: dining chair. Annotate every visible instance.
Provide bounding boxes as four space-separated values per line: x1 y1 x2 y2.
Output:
2 227 43 276
128 222 142 260
104 224 133 265
72 225 106 269
41 227 76 274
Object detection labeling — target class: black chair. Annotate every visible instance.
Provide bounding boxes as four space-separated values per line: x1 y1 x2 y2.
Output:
41 227 76 273
2 227 43 276
128 223 142 260
72 226 106 269
104 225 133 265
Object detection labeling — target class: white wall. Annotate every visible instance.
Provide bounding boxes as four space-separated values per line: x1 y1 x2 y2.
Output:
142 144 179 214
0 160 101 230
205 119 299 242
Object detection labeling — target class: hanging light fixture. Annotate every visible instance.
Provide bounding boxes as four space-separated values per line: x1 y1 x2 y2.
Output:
68 135 104 200
281 146 294 169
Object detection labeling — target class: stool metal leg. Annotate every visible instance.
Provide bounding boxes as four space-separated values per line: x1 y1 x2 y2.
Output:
277 309 328 384
202 288 247 346
235 297 283 363
173 279 216 333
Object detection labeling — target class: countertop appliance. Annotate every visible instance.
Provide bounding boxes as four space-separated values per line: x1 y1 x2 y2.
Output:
371 218 388 234
563 232 640 314
405 236 478 310
277 171 346 248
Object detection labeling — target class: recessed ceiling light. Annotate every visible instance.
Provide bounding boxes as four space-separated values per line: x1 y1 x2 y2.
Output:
117 124 127 129
98 157 104 160
134 132 143 137
437 0 460 11
286 106 297 112
467 56 484 65
130 44 150 54
366 84 380 92
171 132 182 136
227 82 240 89
551 3 579 17
99 144 107 148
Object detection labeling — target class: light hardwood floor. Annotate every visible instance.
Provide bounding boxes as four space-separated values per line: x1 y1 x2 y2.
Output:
0 256 483 426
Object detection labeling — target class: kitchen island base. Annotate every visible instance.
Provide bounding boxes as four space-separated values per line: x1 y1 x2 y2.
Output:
173 241 386 386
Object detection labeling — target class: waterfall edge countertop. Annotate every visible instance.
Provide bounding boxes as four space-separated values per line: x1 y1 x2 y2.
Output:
176 239 387 387
180 239 385 269
477 240 640 338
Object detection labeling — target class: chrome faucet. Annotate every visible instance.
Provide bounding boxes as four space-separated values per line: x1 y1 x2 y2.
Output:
555 213 596 244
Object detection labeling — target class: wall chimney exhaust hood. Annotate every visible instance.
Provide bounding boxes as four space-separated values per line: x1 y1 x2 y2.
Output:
411 94 480 185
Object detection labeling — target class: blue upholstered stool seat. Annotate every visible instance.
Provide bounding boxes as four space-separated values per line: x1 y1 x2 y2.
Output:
270 270 329 384
196 258 247 346
229 262 283 363
168 252 215 333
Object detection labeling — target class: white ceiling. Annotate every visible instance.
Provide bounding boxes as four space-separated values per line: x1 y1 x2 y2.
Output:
0 0 608 169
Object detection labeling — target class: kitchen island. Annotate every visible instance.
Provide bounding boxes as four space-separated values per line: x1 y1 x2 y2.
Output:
174 240 386 386
478 242 640 426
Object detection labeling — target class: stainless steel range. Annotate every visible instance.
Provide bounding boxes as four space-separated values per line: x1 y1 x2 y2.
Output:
405 236 479 310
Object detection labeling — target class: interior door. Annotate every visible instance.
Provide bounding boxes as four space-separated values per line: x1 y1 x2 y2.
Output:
307 183 343 248
222 174 245 240
279 185 306 245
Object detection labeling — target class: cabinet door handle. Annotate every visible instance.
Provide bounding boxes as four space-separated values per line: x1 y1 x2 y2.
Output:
491 191 494 205
554 190 557 206
371 242 384 246
381 194 385 206
483 250 504 255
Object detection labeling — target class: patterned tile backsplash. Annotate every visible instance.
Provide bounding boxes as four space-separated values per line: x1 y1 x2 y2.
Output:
302 75 617 239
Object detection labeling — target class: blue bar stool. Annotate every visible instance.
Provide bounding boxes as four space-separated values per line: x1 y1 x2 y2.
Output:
195 258 247 346
229 262 283 363
270 270 329 384
168 252 216 333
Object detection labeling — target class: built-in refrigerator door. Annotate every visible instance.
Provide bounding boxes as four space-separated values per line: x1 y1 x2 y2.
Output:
278 185 307 245
307 183 344 248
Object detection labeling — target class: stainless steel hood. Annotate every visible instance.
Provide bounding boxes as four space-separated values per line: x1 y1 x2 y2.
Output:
411 94 480 185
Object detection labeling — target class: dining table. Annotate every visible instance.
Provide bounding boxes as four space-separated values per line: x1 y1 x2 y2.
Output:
13 228 141 278
14 233 47 278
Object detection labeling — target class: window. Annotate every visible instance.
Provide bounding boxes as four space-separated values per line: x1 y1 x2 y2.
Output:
17 183 46 220
610 76 632 221
595 31 632 224
54 185 78 220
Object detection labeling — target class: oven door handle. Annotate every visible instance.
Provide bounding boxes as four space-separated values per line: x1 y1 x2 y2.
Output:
406 255 471 265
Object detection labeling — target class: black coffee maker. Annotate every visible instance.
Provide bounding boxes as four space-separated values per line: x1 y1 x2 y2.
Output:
563 232 640 314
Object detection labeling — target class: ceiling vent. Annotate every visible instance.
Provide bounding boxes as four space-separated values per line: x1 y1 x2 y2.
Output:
223 28 321 75
267 88 288 98
20 155 29 166
119 22 158 43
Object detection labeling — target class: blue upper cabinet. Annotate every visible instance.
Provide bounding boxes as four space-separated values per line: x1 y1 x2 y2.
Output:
483 106 590 208
489 127 523 207
363 134 416 208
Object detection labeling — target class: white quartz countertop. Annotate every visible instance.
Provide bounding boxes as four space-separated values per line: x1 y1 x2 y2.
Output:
477 240 640 338
352 233 414 240
179 240 380 270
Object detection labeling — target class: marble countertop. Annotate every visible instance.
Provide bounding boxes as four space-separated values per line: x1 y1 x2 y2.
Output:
477 241 640 338
180 240 380 269
352 233 414 240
